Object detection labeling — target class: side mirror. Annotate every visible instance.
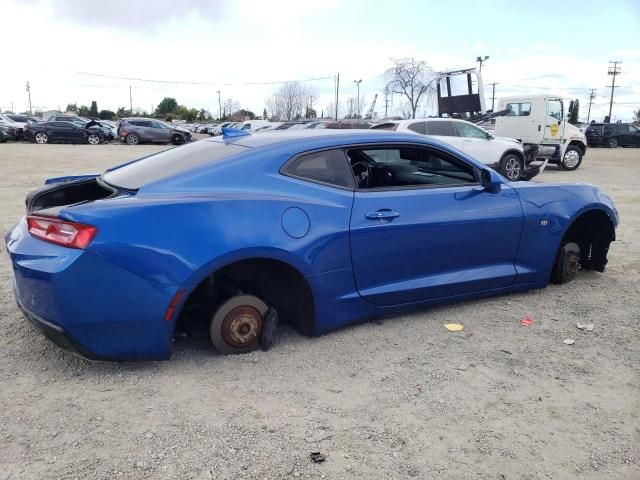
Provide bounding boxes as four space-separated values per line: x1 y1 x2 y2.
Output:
485 132 493 140
481 169 502 192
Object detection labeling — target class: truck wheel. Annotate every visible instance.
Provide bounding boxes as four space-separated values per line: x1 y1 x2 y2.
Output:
560 146 582 171
209 295 267 355
608 137 618 148
551 242 581 284
499 154 523 181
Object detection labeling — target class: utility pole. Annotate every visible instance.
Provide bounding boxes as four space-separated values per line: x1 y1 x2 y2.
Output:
216 90 222 121
10 102 14 113
476 56 489 73
586 88 596 123
129 85 133 115
489 82 499 112
309 95 313 117
335 73 340 120
349 98 353 118
606 61 621 123
25 81 32 115
353 79 362 118
384 91 389 118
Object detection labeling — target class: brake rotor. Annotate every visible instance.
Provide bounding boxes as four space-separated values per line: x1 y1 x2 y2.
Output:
221 305 263 348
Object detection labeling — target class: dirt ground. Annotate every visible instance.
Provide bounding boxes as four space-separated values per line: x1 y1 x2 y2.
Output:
0 141 638 480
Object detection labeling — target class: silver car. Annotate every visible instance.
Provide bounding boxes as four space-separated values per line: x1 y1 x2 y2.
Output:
117 118 192 145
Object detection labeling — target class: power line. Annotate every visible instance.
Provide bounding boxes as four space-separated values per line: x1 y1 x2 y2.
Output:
69 70 334 86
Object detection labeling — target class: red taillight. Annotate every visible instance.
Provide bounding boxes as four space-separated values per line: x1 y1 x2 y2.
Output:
26 215 98 249
164 289 185 321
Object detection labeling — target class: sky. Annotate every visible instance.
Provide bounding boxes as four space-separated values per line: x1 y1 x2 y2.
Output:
1 0 639 122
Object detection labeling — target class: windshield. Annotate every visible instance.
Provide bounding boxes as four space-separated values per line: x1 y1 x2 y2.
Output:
102 140 248 190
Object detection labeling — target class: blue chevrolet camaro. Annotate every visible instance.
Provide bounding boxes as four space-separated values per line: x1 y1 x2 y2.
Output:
6 130 618 360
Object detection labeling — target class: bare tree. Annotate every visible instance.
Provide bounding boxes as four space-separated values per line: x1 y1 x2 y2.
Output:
266 82 308 121
385 58 437 119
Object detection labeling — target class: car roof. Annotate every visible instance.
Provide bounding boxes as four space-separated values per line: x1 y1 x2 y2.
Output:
203 128 450 150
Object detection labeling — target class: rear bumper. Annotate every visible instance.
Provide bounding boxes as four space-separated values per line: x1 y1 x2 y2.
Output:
16 291 120 361
6 218 178 361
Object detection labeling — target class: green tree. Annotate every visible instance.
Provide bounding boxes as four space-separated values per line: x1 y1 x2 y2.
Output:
156 97 178 116
305 107 317 119
65 103 78 113
262 107 268 119
78 105 90 116
89 101 99 117
116 107 127 118
198 108 208 121
99 110 115 120
568 99 579 125
633 108 640 124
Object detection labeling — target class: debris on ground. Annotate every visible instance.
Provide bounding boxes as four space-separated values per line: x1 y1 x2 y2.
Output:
576 323 594 332
498 349 513 355
443 323 464 332
310 452 326 463
520 315 534 327
305 432 333 443
563 339 576 345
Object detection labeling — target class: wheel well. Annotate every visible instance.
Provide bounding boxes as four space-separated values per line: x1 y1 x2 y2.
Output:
567 141 585 156
561 209 615 272
500 149 525 164
176 258 315 336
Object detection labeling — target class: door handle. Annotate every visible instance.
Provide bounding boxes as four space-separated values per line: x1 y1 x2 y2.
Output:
366 209 400 220
538 125 541 131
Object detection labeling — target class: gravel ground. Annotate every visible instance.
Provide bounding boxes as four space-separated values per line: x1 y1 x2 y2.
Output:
0 142 638 480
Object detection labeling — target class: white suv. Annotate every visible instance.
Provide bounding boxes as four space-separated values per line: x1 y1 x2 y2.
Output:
372 118 537 181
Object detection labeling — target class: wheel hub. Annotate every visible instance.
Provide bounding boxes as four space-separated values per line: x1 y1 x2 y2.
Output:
564 150 579 167
221 306 262 348
566 254 580 275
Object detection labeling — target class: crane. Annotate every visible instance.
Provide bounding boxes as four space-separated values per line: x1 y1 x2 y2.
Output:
364 93 378 120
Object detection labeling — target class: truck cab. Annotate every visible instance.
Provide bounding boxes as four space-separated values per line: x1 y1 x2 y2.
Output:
495 95 587 171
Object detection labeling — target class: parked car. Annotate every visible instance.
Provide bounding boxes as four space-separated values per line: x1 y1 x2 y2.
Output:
117 118 192 145
0 125 14 142
94 121 117 141
0 114 29 139
238 120 271 131
585 123 640 148
47 115 88 124
372 118 535 181
6 130 617 360
324 120 373 129
23 120 105 145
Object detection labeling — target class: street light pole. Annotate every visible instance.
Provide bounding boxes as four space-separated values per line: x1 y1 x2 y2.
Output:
476 55 489 72
216 90 222 121
353 79 362 118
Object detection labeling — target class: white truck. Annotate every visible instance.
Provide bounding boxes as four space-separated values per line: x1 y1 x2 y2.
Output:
436 69 587 171
494 95 587 171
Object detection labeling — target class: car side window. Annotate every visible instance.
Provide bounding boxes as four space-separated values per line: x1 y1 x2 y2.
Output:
347 145 478 190
453 122 488 139
629 125 638 134
150 121 165 129
506 102 531 116
407 122 425 134
424 121 455 136
284 149 355 189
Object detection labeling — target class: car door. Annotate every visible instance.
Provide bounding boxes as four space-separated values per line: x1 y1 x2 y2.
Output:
348 143 523 306
629 125 640 146
451 120 500 165
544 98 564 143
49 122 74 141
150 121 172 142
423 120 466 152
